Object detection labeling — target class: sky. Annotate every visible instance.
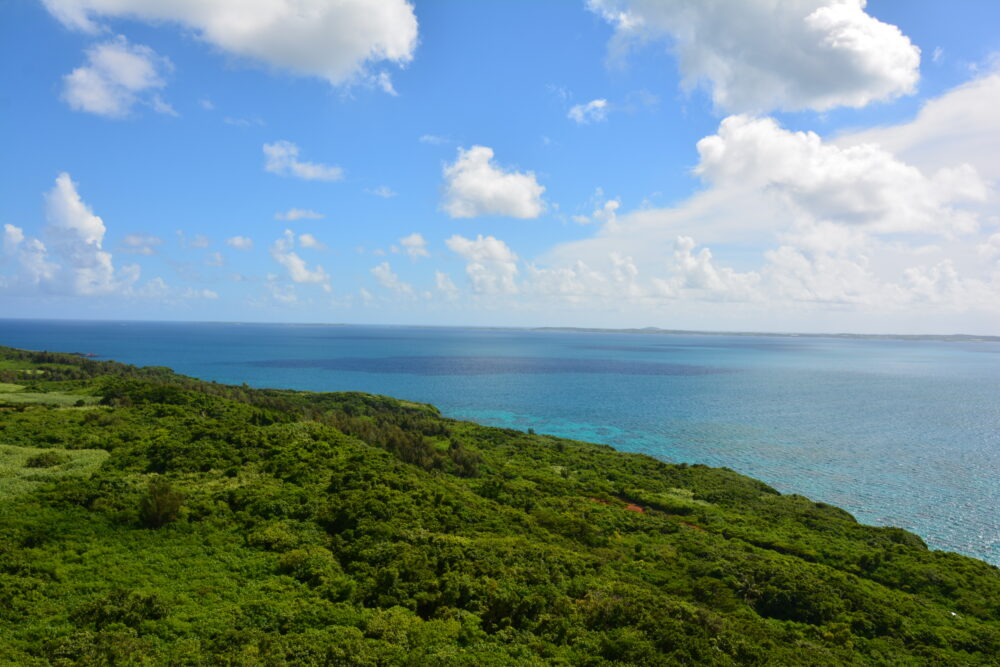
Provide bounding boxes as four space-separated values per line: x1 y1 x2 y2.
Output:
2 0 999 334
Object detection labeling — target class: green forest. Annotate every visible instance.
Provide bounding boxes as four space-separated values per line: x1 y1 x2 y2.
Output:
0 345 997 665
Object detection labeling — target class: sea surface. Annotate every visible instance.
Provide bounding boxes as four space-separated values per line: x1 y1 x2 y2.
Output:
2 319 998 566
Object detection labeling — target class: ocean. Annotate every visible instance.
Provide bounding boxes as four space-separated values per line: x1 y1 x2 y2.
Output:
2 318 998 566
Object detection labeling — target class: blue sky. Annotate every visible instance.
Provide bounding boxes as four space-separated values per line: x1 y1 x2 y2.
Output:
2 0 1000 333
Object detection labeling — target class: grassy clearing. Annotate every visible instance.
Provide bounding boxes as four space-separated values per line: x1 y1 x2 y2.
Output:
0 380 98 406
0 392 99 406
0 444 109 499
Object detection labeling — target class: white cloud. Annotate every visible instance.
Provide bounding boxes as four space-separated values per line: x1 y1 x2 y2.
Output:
593 199 620 227
419 134 448 145
587 0 920 113
44 173 104 247
525 260 605 301
656 236 761 299
1 224 58 288
226 236 253 250
3 224 25 252
205 251 225 267
62 36 173 118
374 71 397 96
441 146 546 219
399 232 429 259
371 261 413 295
224 116 264 128
44 172 131 295
529 74 1000 326
365 185 397 198
275 208 324 221
298 233 325 250
118 233 163 255
978 233 1000 260
264 141 343 181
695 115 986 235
435 270 459 300
175 232 211 249
839 71 1000 183
0 174 139 296
42 0 418 89
568 98 608 124
149 94 177 116
182 287 219 300
445 234 519 294
269 230 330 289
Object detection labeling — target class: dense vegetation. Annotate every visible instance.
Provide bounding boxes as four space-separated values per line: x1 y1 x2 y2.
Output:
0 345 998 665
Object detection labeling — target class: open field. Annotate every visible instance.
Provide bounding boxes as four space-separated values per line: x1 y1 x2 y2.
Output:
0 444 109 499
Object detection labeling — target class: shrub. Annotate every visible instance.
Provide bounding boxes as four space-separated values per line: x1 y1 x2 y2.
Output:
139 477 183 528
70 588 168 629
25 451 68 468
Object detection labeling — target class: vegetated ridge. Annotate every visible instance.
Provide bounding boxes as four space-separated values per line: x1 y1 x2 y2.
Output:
0 345 997 665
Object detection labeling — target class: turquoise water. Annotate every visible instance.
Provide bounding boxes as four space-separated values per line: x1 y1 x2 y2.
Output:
2 319 998 565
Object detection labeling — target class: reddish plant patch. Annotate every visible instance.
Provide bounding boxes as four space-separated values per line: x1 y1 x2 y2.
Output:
679 521 706 532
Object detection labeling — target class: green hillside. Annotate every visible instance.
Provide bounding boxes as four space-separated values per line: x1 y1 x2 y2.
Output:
0 345 997 665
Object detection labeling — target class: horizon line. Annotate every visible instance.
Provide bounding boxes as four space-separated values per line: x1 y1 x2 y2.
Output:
1 316 998 343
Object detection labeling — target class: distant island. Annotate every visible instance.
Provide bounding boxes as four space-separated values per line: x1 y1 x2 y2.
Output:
533 326 1000 343
0 345 998 664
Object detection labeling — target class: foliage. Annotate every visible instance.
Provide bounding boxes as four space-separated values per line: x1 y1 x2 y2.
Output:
24 451 68 468
138 477 184 528
0 344 997 665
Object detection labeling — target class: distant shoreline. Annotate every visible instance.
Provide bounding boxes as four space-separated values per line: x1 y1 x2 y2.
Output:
1 317 998 343
532 327 1000 343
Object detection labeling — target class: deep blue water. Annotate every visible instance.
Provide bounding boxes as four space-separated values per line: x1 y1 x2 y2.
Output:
2 319 998 566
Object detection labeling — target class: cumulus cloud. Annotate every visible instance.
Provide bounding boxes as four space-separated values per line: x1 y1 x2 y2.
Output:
371 261 413 295
435 270 459 300
269 230 331 289
587 0 920 113
44 172 134 295
1 224 58 288
695 115 986 235
365 185 397 198
42 0 418 89
526 261 595 300
529 73 1000 327
3 224 25 252
568 98 609 124
595 199 621 227
225 236 253 250
653 237 761 300
297 233 325 250
399 232 429 259
275 208 324 221
840 71 1000 183
0 174 141 296
264 141 343 181
118 233 163 255
445 234 519 294
441 146 546 219
62 36 173 118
